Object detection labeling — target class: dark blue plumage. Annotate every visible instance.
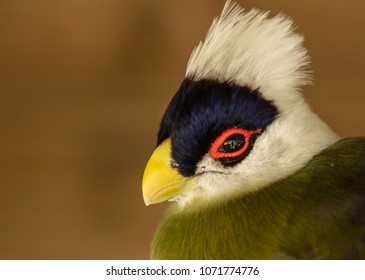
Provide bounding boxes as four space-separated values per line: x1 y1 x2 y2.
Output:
157 79 278 176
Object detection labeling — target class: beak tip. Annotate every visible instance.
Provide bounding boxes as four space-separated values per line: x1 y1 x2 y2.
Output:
142 193 151 206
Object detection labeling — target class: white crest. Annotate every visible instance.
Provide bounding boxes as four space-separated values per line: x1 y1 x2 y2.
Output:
186 1 310 110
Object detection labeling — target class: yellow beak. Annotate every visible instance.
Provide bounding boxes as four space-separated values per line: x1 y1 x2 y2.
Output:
142 138 197 206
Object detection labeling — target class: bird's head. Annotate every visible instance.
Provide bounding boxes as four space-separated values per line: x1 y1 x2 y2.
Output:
142 1 337 208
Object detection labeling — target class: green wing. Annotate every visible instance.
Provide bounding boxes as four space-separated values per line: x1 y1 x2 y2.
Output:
279 137 365 259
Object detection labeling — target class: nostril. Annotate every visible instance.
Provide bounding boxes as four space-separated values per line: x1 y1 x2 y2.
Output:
170 161 179 169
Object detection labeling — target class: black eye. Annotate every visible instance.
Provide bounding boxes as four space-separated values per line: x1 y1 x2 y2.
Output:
219 134 245 153
209 127 261 164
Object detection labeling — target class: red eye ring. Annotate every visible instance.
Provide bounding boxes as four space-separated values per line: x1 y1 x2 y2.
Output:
209 127 261 160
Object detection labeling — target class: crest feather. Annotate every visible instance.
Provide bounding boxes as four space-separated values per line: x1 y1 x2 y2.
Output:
186 0 310 102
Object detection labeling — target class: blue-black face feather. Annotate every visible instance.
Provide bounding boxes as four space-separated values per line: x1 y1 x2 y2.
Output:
157 79 278 177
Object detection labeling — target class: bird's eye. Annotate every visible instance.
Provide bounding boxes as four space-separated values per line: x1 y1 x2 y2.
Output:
219 134 245 153
210 127 261 163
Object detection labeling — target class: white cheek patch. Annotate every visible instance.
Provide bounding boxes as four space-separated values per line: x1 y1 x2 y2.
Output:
195 155 243 195
196 155 224 174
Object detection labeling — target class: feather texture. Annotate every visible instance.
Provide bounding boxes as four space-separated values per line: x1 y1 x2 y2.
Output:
186 0 310 110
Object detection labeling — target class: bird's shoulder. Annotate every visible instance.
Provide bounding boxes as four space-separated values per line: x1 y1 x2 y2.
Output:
277 137 365 259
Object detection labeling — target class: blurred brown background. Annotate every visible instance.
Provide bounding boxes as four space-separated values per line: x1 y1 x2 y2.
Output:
0 0 364 259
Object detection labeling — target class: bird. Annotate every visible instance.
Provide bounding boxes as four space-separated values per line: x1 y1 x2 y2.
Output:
142 0 365 259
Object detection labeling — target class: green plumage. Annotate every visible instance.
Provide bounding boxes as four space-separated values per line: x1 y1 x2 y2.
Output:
151 138 365 259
